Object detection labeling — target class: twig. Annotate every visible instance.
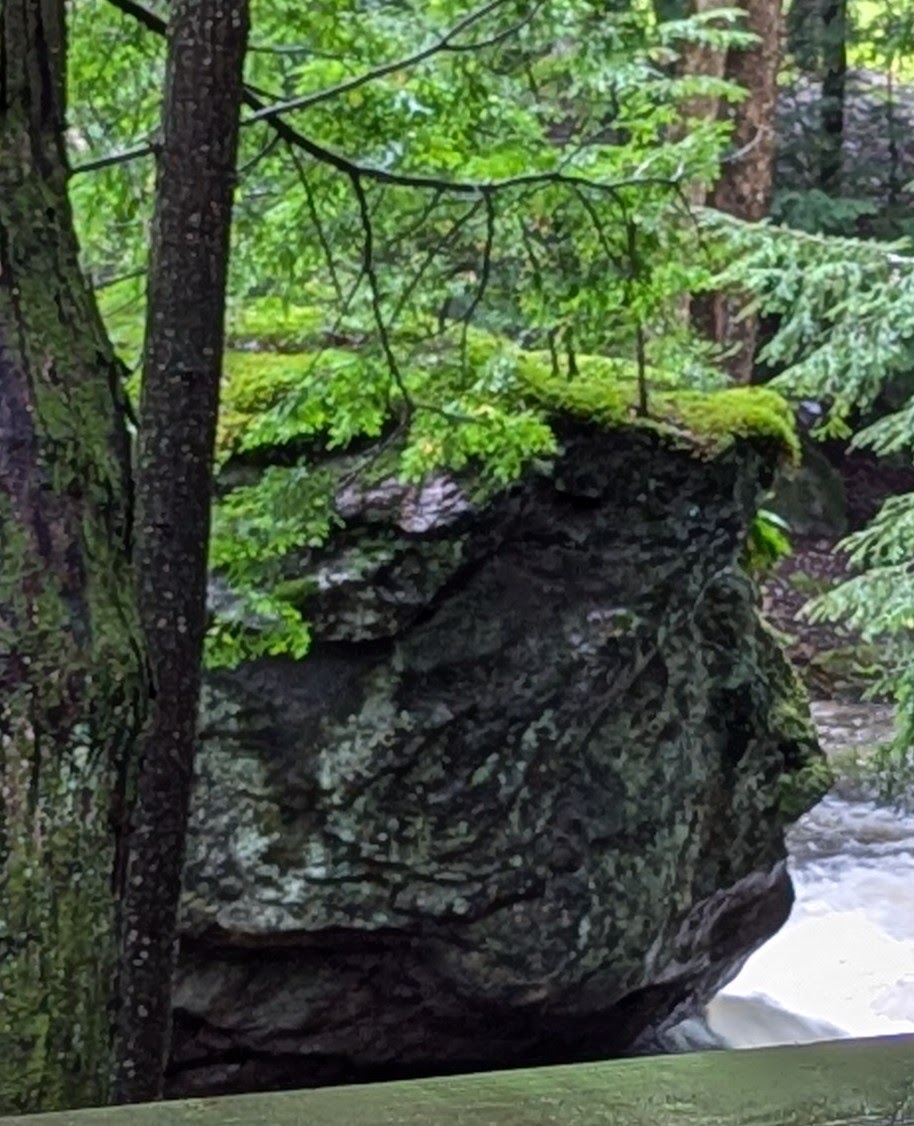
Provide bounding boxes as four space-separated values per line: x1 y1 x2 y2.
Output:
349 171 412 415
74 140 155 174
389 195 483 326
94 266 147 291
289 149 344 305
242 0 541 127
460 192 496 363
238 132 281 176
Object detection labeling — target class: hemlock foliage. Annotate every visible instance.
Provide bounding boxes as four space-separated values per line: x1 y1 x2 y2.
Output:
70 0 754 664
67 1 914 790
706 207 914 789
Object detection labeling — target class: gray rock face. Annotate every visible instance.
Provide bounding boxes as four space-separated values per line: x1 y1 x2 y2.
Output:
171 423 828 1096
777 69 914 208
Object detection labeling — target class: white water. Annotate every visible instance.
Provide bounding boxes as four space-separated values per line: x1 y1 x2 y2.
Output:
708 793 914 1048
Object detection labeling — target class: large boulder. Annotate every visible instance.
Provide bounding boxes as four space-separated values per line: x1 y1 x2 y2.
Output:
171 420 829 1096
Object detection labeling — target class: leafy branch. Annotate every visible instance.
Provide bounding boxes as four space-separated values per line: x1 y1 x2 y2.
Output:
243 0 545 126
94 0 685 207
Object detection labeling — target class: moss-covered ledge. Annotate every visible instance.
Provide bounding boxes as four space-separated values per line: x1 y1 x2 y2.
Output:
520 371 800 463
100 291 801 475
5 1038 914 1125
215 312 801 471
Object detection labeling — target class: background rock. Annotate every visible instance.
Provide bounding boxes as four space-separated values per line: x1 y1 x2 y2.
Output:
777 69 914 211
769 439 847 539
170 422 828 1096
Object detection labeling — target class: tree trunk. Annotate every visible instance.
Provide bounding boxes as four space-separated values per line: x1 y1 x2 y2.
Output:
680 0 730 212
710 0 783 227
819 0 847 193
110 0 249 1103
690 0 784 382
0 0 147 1113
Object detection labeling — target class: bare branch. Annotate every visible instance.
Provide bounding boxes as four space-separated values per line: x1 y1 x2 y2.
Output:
572 184 625 274
459 192 496 361
73 140 155 174
104 0 536 131
349 172 412 415
391 196 482 326
106 0 165 34
238 132 281 176
289 148 345 306
93 266 147 291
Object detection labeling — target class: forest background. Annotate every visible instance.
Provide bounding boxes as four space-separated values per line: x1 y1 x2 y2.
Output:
4 0 914 1114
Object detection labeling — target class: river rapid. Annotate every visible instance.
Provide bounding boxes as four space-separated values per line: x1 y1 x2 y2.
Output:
702 701 914 1049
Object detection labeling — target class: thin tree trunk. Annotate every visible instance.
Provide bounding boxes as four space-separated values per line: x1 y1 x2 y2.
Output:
786 0 822 72
819 0 847 193
0 0 147 1113
701 0 783 382
661 0 731 333
110 0 249 1103
680 0 730 210
711 0 783 226
685 0 783 383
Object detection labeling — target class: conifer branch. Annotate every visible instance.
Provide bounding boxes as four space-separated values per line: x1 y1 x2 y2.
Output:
97 0 684 205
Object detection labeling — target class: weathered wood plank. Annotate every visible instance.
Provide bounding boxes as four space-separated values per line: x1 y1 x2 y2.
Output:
4 1038 914 1125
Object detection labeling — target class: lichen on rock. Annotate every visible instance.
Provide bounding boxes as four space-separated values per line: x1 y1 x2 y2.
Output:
171 404 828 1097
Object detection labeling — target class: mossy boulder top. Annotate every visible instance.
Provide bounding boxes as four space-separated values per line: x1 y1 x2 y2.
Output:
216 319 800 470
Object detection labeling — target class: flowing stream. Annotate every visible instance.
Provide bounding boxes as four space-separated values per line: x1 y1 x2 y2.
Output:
705 702 914 1049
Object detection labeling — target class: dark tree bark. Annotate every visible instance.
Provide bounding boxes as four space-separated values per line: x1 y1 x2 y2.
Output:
110 0 249 1103
819 0 847 193
0 0 147 1113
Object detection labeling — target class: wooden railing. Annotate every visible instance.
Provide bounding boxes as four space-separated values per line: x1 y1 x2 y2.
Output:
4 1037 914 1125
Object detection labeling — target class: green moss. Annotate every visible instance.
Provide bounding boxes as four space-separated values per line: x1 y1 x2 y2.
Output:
219 323 800 467
663 388 800 462
226 296 326 350
521 363 800 463
219 350 323 452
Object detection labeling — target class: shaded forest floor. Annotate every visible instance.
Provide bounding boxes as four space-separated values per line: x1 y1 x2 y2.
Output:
761 450 914 703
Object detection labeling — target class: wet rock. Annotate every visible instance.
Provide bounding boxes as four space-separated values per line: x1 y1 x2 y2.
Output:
172 422 828 1096
809 701 897 803
769 440 847 539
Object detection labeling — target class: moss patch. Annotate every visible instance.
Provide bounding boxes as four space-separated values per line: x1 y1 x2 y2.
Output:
522 365 799 463
218 313 800 468
226 296 326 350
98 291 799 471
